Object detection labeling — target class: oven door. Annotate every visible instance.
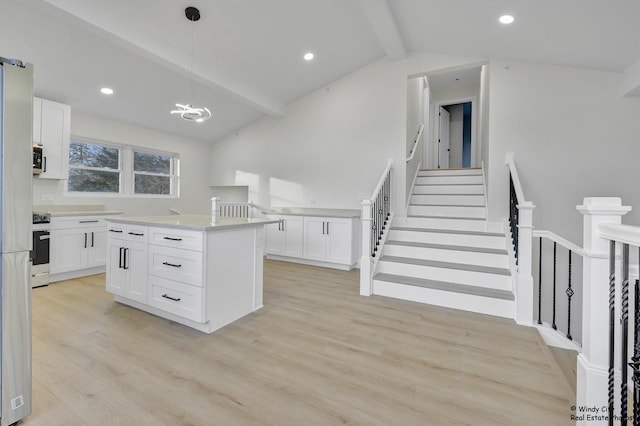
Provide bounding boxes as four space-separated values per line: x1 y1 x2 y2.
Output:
32 230 50 265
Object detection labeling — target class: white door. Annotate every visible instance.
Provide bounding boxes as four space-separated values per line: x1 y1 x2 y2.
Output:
438 106 450 169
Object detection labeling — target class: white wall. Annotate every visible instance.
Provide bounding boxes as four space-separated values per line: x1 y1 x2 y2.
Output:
405 76 425 204
487 60 640 244
209 52 483 216
33 111 214 216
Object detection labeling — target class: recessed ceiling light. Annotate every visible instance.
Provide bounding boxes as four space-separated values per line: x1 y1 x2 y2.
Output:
499 15 515 24
100 87 114 95
303 52 314 61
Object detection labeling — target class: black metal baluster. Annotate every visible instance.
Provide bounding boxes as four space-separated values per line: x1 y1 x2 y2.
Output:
631 249 640 426
622 244 630 424
552 242 557 330
538 237 543 325
566 250 573 341
609 240 616 426
370 204 375 257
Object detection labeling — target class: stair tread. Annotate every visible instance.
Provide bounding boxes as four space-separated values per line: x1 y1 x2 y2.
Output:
373 273 514 300
412 193 483 196
385 240 508 255
380 255 511 276
407 215 486 221
414 183 483 186
409 203 485 207
391 226 504 237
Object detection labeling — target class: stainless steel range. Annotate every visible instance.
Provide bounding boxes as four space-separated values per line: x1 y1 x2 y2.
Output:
31 212 50 288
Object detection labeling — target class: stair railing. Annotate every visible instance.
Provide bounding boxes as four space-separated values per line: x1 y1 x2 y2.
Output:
533 230 584 348
505 153 536 325
211 198 269 219
360 158 394 296
576 197 635 424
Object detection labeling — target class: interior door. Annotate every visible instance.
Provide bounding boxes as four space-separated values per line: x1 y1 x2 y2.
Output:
438 106 450 169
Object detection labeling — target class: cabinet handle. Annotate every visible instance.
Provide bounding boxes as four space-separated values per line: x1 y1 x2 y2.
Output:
162 294 181 302
43 156 47 173
79 220 99 223
84 232 87 248
278 221 281 231
119 247 124 268
322 222 325 235
162 261 182 268
109 229 123 233
282 219 285 232
163 237 182 241
91 232 94 247
326 222 329 234
128 232 144 236
124 248 129 270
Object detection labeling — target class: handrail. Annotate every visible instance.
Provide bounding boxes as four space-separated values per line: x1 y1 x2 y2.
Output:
598 223 640 247
405 124 424 163
533 230 585 257
369 159 393 201
505 152 527 204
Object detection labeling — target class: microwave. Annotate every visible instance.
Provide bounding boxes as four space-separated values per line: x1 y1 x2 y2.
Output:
33 144 43 174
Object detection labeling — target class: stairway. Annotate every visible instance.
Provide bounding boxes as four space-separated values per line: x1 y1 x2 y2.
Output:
373 168 515 318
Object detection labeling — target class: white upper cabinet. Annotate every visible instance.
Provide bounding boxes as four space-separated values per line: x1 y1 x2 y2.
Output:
34 97 70 180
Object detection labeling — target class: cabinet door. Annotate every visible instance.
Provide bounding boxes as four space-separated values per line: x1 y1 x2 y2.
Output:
39 99 70 180
50 228 88 274
325 218 353 265
87 227 108 268
106 241 126 295
124 242 148 303
264 216 285 255
282 216 304 258
302 217 326 261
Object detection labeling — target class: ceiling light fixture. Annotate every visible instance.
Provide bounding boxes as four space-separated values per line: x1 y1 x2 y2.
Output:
171 6 211 123
499 14 515 24
100 87 114 95
304 52 314 61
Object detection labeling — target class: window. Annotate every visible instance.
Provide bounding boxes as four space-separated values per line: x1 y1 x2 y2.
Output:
67 138 179 197
68 141 121 193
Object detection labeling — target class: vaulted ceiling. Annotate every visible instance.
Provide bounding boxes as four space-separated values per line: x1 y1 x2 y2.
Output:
2 0 639 143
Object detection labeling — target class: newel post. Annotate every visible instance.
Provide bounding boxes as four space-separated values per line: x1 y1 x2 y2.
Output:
515 201 535 325
360 199 373 296
211 197 220 223
576 197 631 424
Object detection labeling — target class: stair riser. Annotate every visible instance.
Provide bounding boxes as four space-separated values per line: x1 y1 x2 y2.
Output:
418 169 482 177
373 281 514 319
415 175 483 185
410 194 485 206
376 261 512 291
413 185 484 195
388 230 506 249
382 245 509 268
407 205 485 218
403 217 502 232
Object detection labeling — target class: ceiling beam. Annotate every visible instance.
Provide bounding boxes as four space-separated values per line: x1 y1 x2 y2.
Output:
359 0 406 60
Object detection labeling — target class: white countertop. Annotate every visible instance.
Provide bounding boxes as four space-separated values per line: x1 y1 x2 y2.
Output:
268 207 360 218
107 215 280 231
33 204 123 217
48 210 124 217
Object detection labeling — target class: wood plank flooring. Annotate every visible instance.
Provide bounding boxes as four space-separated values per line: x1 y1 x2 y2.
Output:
24 260 573 425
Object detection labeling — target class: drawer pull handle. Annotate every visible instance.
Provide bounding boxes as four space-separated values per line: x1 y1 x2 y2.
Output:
162 261 182 268
163 237 183 241
79 220 99 223
162 294 181 302
109 229 123 233
128 232 144 236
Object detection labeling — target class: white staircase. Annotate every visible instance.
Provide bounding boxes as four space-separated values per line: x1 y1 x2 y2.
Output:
372 168 515 318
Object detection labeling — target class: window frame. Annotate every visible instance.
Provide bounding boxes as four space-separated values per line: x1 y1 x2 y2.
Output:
65 136 180 198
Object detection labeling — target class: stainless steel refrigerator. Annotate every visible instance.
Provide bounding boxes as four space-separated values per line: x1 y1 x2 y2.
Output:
0 57 33 426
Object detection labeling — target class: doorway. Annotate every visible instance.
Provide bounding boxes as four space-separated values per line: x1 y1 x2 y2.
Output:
438 102 472 169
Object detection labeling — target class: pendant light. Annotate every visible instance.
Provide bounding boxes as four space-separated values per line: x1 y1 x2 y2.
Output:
171 6 211 123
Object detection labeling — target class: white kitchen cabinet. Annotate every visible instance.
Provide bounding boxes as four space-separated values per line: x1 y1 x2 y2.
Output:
50 215 117 281
266 212 359 270
106 226 148 304
264 214 303 258
33 97 70 180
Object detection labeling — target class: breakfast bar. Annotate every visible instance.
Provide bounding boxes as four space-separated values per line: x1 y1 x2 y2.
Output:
105 215 278 333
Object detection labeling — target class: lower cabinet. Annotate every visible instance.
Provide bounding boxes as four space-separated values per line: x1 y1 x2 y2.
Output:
265 214 360 269
50 215 114 280
106 239 148 304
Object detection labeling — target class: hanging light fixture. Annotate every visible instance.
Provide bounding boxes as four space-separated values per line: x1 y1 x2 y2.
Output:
171 6 211 123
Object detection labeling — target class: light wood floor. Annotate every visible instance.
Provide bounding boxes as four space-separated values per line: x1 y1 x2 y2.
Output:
24 260 573 425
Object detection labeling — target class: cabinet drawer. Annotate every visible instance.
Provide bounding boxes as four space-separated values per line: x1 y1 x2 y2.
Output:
148 226 203 252
148 276 203 323
125 225 148 243
148 245 203 287
52 216 106 230
107 223 126 240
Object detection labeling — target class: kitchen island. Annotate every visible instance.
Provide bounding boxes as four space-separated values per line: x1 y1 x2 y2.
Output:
105 215 279 333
